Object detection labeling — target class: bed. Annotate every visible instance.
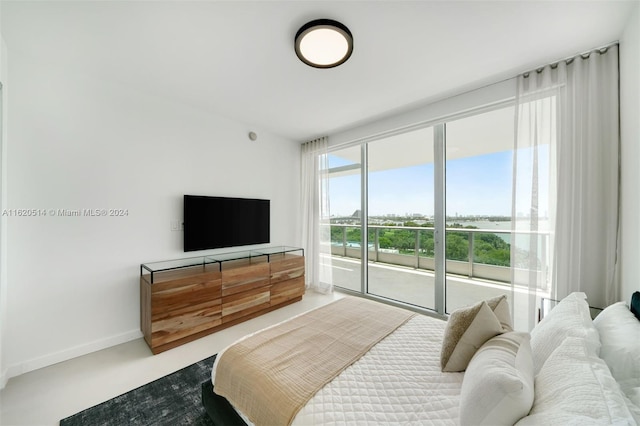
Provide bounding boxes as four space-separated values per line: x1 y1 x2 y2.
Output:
202 292 640 425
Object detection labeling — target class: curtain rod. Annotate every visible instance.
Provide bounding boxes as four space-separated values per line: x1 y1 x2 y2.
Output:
524 40 619 77
317 40 619 145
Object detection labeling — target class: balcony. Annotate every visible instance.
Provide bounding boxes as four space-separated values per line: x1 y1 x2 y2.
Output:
327 224 550 324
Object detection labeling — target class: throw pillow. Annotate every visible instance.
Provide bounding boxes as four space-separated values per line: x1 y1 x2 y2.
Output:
459 332 534 426
441 300 504 372
485 294 514 331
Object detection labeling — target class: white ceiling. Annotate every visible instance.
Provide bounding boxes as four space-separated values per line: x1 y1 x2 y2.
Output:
1 0 636 142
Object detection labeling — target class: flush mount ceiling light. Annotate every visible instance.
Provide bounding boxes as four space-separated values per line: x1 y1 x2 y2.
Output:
295 19 353 68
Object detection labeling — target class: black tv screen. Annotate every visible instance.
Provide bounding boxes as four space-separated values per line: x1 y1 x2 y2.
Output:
183 195 270 252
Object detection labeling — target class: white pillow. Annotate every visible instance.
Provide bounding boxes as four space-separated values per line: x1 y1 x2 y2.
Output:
529 292 600 374
619 379 640 409
620 385 640 424
593 301 640 383
515 336 635 425
459 332 534 426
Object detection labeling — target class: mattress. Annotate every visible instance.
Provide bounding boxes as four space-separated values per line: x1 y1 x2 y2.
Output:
212 312 464 425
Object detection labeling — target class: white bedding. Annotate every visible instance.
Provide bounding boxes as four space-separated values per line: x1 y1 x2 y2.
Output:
211 292 640 425
212 313 464 425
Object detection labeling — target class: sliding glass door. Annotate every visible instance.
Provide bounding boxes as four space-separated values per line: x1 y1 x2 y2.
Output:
366 127 435 309
444 106 515 313
327 104 515 316
327 145 362 292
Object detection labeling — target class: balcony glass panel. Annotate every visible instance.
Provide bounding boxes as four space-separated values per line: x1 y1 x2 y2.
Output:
328 145 362 292
444 106 515 313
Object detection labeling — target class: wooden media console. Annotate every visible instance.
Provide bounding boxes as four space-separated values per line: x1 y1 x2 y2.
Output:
140 246 305 354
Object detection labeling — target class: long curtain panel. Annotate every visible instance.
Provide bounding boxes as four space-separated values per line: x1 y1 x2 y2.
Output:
512 45 620 330
300 137 333 293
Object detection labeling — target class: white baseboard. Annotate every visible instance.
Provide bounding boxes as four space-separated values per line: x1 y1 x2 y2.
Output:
2 329 143 388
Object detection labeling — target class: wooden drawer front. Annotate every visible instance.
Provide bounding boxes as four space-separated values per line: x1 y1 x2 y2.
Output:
152 297 221 322
152 268 220 286
221 263 270 297
222 286 270 321
270 276 305 306
151 279 222 320
151 303 222 348
222 299 271 324
270 257 305 285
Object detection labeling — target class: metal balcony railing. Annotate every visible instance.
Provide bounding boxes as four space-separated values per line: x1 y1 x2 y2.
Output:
327 223 549 290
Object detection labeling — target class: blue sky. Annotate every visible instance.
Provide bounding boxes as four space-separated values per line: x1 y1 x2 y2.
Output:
328 151 517 217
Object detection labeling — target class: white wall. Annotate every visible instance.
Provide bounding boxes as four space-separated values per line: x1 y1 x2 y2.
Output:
3 51 300 380
620 4 640 302
0 8 8 387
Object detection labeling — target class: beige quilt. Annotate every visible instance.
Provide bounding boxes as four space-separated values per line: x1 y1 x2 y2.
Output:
214 296 416 426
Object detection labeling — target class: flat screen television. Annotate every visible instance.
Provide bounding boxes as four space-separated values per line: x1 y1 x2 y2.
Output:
183 195 270 252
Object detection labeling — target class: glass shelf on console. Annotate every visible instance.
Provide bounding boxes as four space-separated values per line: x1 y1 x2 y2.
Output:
208 249 268 271
140 256 220 284
252 246 304 261
140 246 305 282
205 246 305 270
208 249 265 262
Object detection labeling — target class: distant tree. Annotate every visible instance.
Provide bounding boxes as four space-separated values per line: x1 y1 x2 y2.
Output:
330 226 344 243
379 235 392 248
473 233 511 267
446 232 469 261
346 227 361 243
420 230 435 256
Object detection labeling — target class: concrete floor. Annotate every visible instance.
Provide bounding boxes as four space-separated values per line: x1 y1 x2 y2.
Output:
0 292 342 426
331 256 541 327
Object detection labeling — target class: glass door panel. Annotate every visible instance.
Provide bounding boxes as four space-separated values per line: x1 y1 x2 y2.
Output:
444 106 515 313
366 127 435 309
328 146 362 292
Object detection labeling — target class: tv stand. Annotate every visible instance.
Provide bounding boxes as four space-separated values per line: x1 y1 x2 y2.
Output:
140 246 305 354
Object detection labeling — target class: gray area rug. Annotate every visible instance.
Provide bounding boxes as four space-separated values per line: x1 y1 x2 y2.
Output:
60 355 217 426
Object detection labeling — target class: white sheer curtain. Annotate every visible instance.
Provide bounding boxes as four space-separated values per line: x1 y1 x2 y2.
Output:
300 136 333 293
512 45 620 330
